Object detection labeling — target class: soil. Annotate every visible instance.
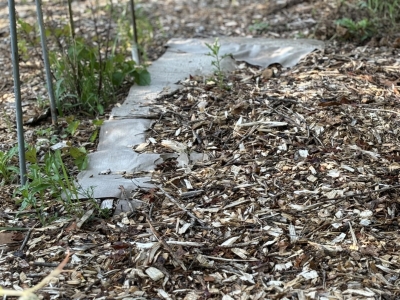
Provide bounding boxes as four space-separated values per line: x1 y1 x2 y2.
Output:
0 0 400 299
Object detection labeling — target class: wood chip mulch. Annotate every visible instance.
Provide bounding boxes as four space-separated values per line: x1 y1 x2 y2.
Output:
132 42 400 299
1 0 400 299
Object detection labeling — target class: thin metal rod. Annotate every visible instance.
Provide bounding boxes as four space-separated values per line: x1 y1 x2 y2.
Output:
129 0 141 64
8 0 27 185
67 0 75 39
35 0 57 125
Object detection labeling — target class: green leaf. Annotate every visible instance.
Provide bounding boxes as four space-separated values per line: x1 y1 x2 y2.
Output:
112 53 126 64
336 18 357 30
96 104 104 115
112 71 125 87
68 147 88 170
67 120 80 135
25 147 37 164
74 155 88 170
92 119 104 126
89 129 99 143
121 60 136 73
17 19 33 34
30 183 52 194
133 69 151 86
19 199 30 211
45 28 52 38
69 146 86 159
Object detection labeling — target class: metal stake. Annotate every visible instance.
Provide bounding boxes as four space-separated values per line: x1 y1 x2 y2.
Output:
129 0 140 64
8 0 27 185
35 0 57 125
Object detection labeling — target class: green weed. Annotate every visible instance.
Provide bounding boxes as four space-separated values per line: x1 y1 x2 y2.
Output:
1 110 14 133
17 0 152 117
66 146 88 171
15 147 85 225
62 116 104 170
111 2 155 61
248 21 270 33
0 126 103 225
17 19 41 61
0 147 19 185
49 38 150 116
335 0 400 41
364 0 400 24
89 119 104 143
205 38 231 89
335 17 375 40
35 127 59 144
65 116 80 136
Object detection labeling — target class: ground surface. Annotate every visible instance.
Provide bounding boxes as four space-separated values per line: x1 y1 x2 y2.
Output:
1 0 400 299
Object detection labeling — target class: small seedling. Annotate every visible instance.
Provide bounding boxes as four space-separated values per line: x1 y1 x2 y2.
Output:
205 38 231 89
66 116 80 136
89 119 104 143
15 147 85 225
249 21 270 33
67 146 88 170
0 147 19 185
335 18 375 40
